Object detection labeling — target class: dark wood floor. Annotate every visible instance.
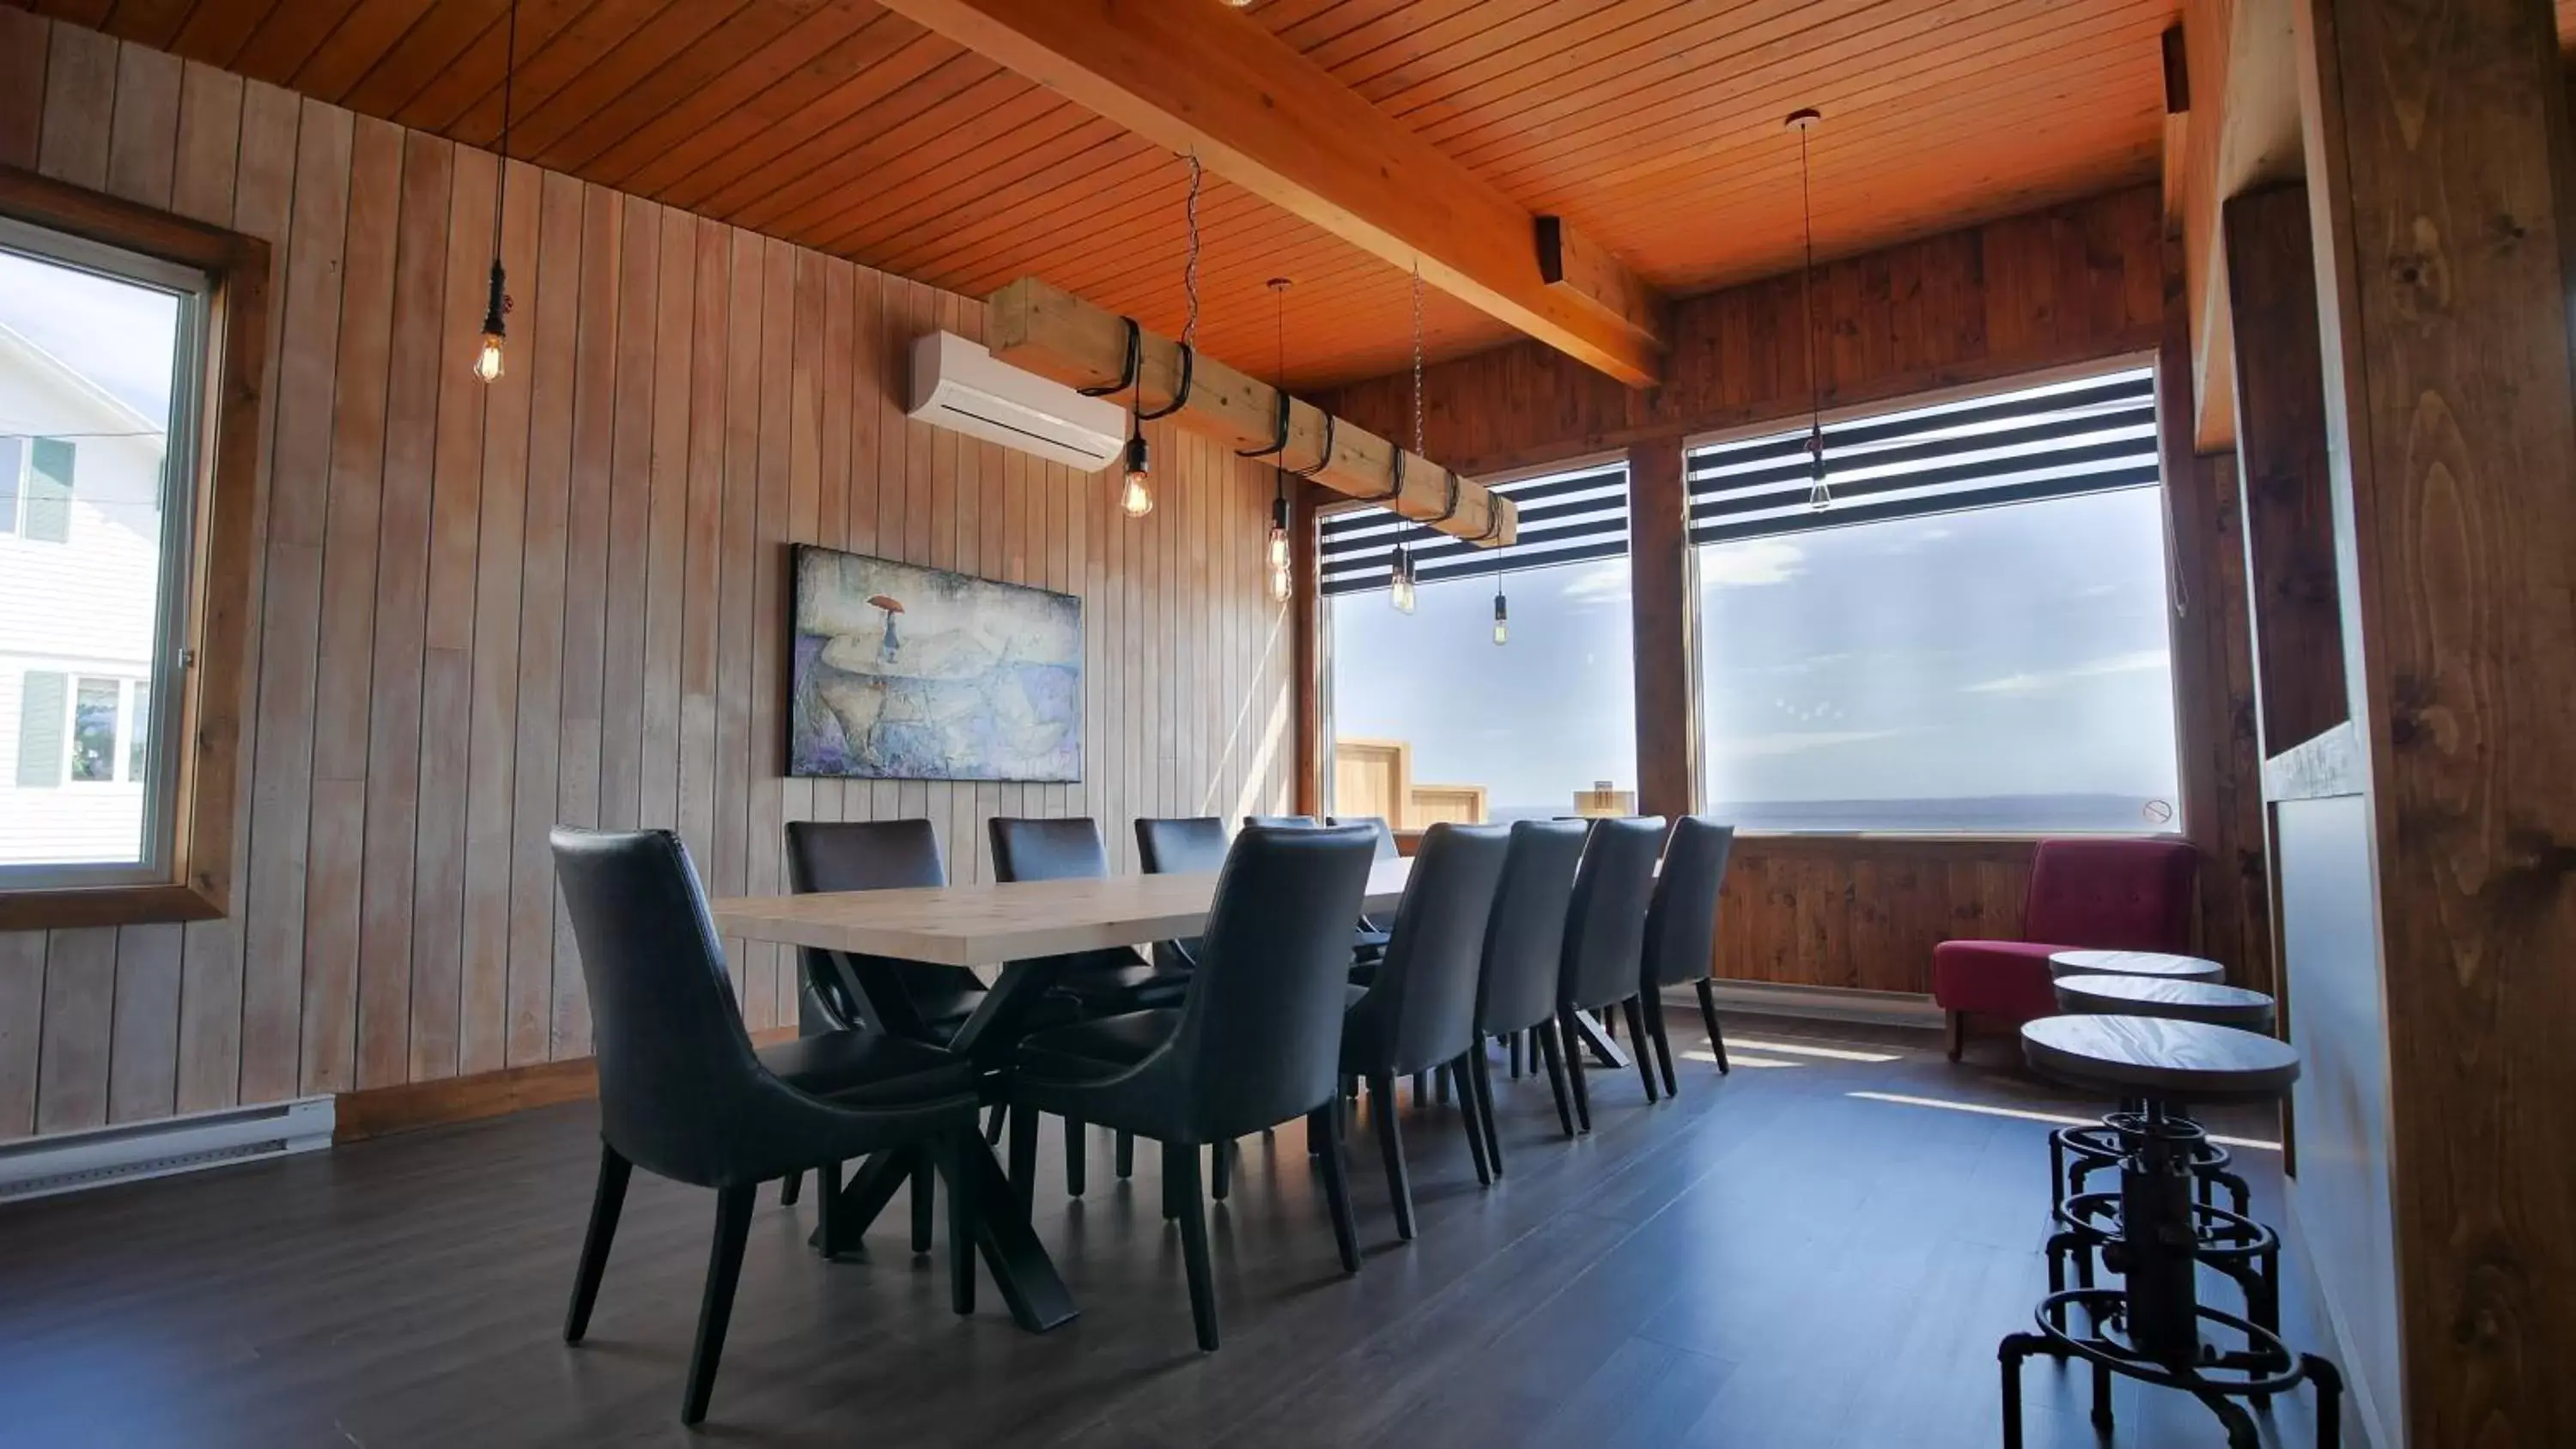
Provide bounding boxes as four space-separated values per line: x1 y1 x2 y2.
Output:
0 1010 2332 1448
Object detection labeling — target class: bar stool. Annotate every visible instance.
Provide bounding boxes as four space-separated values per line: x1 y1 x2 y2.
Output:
2045 974 2275 1218
2000 1015 2342 1449
2043 977 2285 1339
2048 949 2226 983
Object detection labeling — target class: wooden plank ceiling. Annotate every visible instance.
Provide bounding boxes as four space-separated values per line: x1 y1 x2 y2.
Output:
19 0 2417 391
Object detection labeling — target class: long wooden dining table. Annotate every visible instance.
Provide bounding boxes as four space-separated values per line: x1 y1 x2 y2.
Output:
705 858 1414 1334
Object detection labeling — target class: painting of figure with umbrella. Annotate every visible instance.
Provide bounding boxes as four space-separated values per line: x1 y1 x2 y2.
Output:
789 544 1083 782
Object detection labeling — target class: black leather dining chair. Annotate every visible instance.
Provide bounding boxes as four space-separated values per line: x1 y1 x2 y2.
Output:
1555 816 1669 1131
1466 819 1590 1155
1639 816 1738 1094
1135 815 1229 974
1338 822 1511 1236
550 828 983 1426
988 816 1190 1196
1244 813 1318 829
1001 823 1382 1350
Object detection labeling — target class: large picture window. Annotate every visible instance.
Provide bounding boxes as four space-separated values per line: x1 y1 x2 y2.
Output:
1322 464 1636 826
1689 367 2182 834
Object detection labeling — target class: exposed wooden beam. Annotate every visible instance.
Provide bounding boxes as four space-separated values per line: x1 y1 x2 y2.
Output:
2171 0 2305 452
986 276 1517 546
1536 217 1663 350
876 0 1664 387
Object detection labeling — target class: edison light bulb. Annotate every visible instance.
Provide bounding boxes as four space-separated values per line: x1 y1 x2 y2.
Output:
1269 561 1292 603
1492 592 1509 646
473 330 505 383
1120 432 1153 518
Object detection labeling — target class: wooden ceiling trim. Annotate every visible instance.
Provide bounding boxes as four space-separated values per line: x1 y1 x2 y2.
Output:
873 0 1665 383
386 0 602 135
168 0 286 70
338 0 506 119
1510 27 2164 217
623 25 950 203
537 1 844 177
439 0 691 149
504 0 757 163
293 0 446 104
228 0 363 82
732 69 1053 235
572 5 891 185
685 52 1005 220
812 110 1125 257
1461 0 2166 191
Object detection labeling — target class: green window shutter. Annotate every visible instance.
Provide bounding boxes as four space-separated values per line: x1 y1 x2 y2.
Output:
16 671 67 788
24 437 74 543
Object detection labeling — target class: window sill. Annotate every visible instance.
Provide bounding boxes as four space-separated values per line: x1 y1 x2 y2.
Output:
0 881 224 932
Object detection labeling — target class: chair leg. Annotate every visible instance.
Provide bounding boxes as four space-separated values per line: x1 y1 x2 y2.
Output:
1467 1045 1504 1178
910 1153 935 1254
985 1101 1005 1143
563 1143 632 1343
939 1133 976 1317
1647 997 1680 1098
1115 1130 1135 1179
1535 1022 1577 1137
1695 978 1729 1076
1944 1009 1965 1063
1367 1070 1417 1240
680 1185 756 1427
1309 1106 1363 1273
1165 1141 1218 1351
815 1158 848 1258
1211 1138 1232 1201
1455 1052 1492 1187
1508 1028 1524 1079
1411 1070 1428 1108
1008 1105 1040 1211
779 1168 802 1207
1558 1009 1594 1132
1622 997 1661 1103
1064 1116 1087 1198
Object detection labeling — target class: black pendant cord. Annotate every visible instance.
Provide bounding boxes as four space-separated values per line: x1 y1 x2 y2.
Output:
1078 318 1141 398
1137 344 1194 421
1795 111 1826 500
495 0 518 258
1289 415 1335 477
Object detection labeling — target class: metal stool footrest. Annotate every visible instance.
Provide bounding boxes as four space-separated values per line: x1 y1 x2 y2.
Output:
1999 1290 2341 1449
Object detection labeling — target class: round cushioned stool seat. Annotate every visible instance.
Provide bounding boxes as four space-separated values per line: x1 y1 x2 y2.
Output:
2054 973 2274 1030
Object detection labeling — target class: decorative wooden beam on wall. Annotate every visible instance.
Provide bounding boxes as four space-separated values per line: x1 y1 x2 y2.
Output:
986 276 1517 547
877 0 1663 387
2170 0 2305 452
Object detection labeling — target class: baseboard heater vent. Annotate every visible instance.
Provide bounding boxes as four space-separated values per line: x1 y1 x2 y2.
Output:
0 1096 333 1204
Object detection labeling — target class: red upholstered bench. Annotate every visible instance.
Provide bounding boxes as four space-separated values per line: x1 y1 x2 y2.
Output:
1932 838 2200 1060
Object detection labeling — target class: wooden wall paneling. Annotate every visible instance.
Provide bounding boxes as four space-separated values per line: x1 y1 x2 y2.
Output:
0 16 1300 1142
348 126 442 1093
409 139 500 1083
0 6 47 168
173 62 271 1117
237 93 347 1110
456 155 539 1078
313 112 406 1097
501 167 583 1068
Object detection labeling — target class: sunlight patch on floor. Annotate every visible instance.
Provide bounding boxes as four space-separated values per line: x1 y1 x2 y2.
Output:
1844 1090 2281 1150
1723 1036 1905 1064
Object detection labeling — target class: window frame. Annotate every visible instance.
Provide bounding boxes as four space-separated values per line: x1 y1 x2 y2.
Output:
0 163 270 929
1680 354 2188 841
1313 452 1637 825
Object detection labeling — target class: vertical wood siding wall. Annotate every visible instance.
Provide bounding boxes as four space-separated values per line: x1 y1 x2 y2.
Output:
0 13 1297 1143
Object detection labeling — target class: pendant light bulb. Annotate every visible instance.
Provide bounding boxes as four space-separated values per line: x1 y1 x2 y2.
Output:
1389 544 1416 614
1267 494 1292 574
1806 427 1831 511
473 259 507 383
1120 431 1153 518
1492 587 1510 646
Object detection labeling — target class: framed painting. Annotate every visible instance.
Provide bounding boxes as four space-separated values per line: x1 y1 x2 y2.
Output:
788 545 1083 782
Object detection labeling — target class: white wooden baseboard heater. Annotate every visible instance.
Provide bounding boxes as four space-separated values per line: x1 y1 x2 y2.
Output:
0 1096 333 1203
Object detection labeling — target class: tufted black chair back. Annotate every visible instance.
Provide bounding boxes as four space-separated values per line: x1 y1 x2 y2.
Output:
783 819 961 1040
1643 816 1735 990
1557 816 1668 1012
1474 819 1590 1034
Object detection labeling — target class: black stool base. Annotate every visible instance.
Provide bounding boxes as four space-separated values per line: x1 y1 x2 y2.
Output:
1998 1289 2341 1449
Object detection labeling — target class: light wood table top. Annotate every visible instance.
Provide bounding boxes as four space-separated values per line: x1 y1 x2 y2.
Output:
2046 949 2226 982
2021 1014 2300 1100
2053 973 2276 1030
710 858 1413 970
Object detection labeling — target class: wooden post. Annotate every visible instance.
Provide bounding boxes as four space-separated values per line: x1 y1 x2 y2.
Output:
1291 482 1322 818
2287 0 2576 1441
1626 438 1696 821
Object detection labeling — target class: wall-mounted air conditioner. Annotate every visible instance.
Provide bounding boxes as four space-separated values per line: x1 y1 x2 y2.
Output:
907 330 1125 471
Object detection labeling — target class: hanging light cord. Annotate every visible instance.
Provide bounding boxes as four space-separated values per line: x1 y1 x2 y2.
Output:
1273 278 1288 506
1182 154 1203 351
1796 118 1822 474
493 0 519 257
1411 262 1426 463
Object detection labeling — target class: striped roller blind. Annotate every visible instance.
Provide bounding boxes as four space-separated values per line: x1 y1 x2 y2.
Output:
1318 462 1628 597
1685 366 2159 548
